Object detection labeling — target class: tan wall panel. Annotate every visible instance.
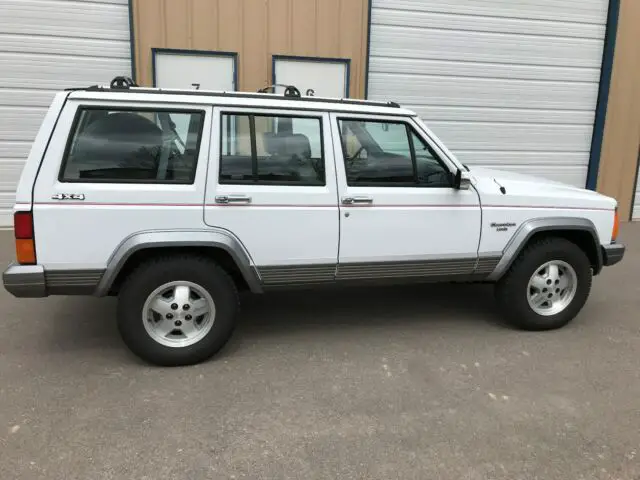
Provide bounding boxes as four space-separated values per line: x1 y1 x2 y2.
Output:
316 0 341 56
242 0 268 92
132 0 368 98
164 0 190 49
597 0 640 220
216 1 242 54
291 0 317 56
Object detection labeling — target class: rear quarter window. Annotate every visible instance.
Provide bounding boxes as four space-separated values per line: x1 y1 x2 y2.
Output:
59 107 205 184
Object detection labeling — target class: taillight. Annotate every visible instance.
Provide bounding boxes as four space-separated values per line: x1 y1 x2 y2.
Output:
14 211 36 265
612 207 619 242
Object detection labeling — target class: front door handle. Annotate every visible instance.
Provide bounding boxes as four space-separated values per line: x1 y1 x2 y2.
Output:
342 196 373 205
215 195 252 204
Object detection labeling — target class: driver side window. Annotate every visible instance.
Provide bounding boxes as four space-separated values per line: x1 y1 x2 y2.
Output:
338 119 451 187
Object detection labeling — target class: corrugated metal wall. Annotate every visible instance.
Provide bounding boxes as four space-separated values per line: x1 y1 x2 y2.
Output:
367 0 609 188
0 0 131 227
132 0 368 96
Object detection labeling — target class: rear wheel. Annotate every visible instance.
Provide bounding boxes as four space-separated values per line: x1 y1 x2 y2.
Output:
117 256 239 366
495 238 592 331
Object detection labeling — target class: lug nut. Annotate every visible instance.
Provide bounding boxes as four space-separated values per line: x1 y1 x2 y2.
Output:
166 313 174 320
183 304 190 311
185 314 192 321
174 320 182 327
171 303 179 310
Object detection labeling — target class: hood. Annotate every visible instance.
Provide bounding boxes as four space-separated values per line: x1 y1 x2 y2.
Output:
468 166 617 211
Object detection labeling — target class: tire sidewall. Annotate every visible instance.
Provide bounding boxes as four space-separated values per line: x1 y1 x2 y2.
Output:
500 239 592 330
117 258 238 366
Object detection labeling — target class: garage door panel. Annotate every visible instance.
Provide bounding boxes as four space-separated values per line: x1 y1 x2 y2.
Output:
454 151 589 167
409 106 594 126
0 142 32 161
374 7 605 39
378 0 608 24
370 57 600 83
0 34 129 59
368 74 598 110
427 122 593 152
0 107 49 142
0 89 58 108
370 25 603 68
3 0 130 40
0 54 131 90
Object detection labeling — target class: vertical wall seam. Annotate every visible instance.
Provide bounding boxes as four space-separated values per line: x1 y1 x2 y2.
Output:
128 0 136 81
629 145 640 220
186 0 193 49
215 0 220 49
586 0 621 191
363 0 372 99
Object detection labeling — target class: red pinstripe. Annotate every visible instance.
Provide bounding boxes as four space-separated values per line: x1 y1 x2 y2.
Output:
30 202 614 212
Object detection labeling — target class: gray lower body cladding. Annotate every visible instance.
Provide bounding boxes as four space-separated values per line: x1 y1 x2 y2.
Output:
4 257 501 297
257 257 501 287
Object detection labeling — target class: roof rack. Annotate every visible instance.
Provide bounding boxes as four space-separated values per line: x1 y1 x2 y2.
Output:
69 76 401 109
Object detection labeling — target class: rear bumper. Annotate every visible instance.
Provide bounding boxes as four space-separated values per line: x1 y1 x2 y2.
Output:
2 264 47 297
3 263 106 297
602 243 625 267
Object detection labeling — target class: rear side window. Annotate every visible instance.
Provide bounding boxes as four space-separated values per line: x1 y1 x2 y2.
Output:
59 107 205 183
220 113 325 185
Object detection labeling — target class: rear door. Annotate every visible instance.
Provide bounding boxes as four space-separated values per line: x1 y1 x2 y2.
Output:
204 107 339 286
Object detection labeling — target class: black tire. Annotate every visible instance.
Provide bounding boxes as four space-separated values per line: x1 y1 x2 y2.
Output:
117 255 239 366
495 237 592 331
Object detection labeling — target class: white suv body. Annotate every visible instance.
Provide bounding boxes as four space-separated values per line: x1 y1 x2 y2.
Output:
3 80 625 365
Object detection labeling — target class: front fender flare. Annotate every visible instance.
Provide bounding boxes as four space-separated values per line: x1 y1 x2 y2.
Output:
487 217 602 281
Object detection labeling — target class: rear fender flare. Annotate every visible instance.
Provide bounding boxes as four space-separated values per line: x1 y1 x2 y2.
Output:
95 229 262 295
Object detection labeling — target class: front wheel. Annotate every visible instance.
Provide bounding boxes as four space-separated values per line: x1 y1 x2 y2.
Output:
117 256 239 366
495 238 592 331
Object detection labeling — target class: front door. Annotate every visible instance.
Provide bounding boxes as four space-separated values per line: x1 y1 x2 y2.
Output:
330 113 482 280
204 107 340 287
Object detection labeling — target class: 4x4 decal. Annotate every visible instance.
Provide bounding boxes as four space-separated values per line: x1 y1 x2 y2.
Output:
51 193 85 201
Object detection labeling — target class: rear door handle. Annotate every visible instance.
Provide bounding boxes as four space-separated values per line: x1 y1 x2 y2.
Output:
215 195 252 204
342 196 373 205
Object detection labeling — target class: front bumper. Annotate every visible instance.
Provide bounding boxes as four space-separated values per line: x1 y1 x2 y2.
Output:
2 264 47 298
602 243 625 267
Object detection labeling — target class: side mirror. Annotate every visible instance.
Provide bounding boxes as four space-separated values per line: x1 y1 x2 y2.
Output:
454 169 471 190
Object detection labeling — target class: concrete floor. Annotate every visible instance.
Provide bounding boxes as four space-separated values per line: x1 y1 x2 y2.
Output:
1 225 639 480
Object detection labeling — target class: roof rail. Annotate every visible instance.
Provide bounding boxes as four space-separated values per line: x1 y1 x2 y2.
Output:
73 76 402 108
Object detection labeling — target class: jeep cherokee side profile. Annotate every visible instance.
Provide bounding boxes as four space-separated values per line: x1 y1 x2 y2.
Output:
3 78 625 366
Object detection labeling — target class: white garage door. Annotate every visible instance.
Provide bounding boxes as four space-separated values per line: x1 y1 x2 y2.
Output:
274 57 349 98
0 0 131 227
153 50 237 91
368 0 608 187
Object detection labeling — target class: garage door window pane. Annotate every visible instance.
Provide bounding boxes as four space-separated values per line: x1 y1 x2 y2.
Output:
60 108 204 183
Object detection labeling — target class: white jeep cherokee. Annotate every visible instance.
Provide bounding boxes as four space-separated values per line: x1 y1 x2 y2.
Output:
2 77 625 366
